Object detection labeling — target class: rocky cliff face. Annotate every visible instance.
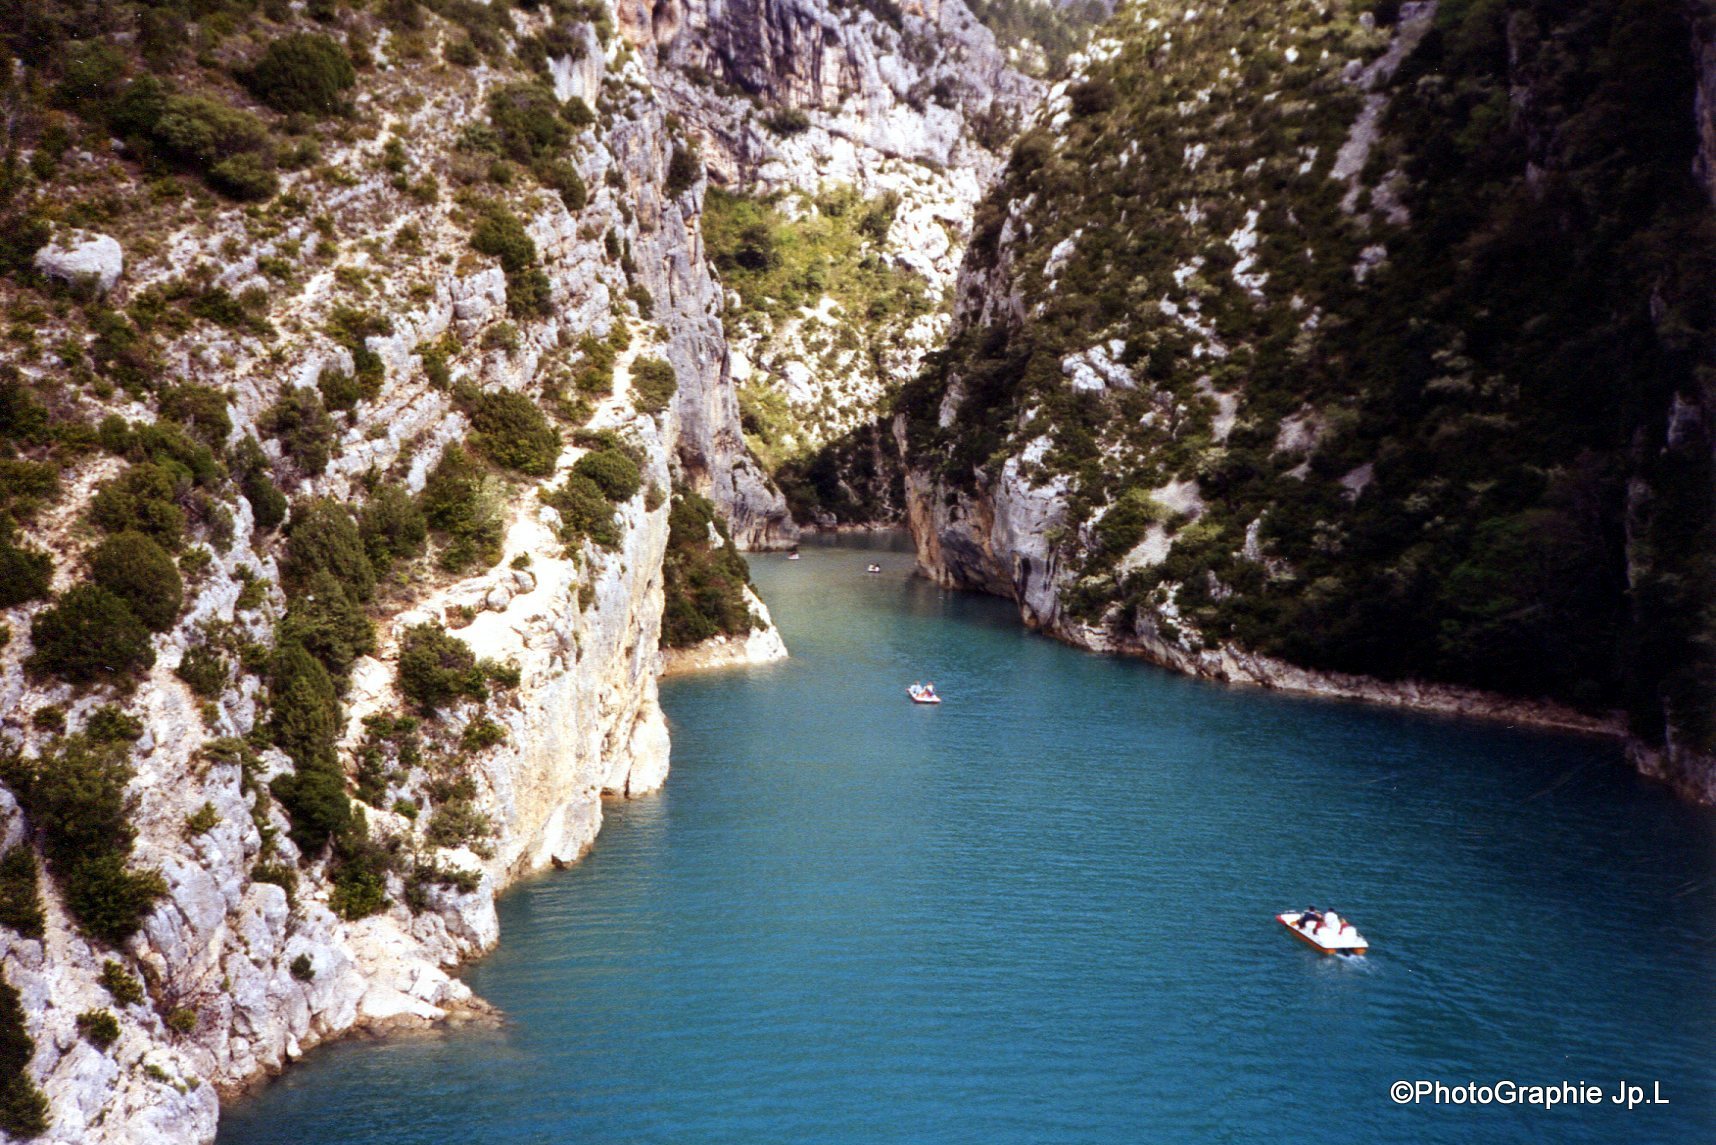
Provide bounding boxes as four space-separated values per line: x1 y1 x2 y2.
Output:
620 0 1043 518
899 0 1716 792
0 5 789 1140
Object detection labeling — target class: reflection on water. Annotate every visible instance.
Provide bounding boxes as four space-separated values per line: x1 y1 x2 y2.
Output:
221 533 1716 1144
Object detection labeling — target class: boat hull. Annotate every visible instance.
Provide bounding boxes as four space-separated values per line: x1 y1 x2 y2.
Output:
1276 912 1367 955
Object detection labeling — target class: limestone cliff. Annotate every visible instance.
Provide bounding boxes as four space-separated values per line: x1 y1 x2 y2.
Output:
620 0 1044 517
0 5 786 1140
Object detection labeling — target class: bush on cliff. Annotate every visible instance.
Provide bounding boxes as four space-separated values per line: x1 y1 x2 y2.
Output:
571 447 640 502
630 357 677 416
540 472 620 550
0 732 166 946
359 482 427 573
397 623 487 715
468 390 560 476
660 489 755 648
282 498 375 602
0 847 44 939
0 537 53 609
89 462 187 551
0 971 48 1138
242 34 355 116
421 444 505 572
27 585 156 684
88 531 183 633
261 388 337 478
276 570 375 683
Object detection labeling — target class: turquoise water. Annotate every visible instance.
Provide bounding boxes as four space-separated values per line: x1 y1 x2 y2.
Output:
220 534 1716 1143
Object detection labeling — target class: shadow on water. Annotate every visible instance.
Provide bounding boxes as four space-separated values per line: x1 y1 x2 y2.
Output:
220 532 1716 1145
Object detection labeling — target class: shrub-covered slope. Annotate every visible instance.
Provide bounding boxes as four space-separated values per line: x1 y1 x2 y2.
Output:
0 1 787 1140
898 0 1716 792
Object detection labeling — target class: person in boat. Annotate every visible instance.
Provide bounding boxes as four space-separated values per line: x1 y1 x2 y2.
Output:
924 682 936 698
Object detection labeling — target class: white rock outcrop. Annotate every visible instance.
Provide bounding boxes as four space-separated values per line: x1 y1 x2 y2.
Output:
32 230 123 294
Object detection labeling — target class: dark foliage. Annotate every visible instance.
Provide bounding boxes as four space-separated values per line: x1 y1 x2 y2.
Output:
0 971 48 1139
660 489 754 648
468 390 560 476
88 531 183 632
242 33 355 115
282 498 375 601
27 585 155 684
397 623 486 714
0 847 45 939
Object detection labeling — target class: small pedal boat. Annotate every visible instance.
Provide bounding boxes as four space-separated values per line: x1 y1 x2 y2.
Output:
1277 909 1368 956
866 563 882 574
907 685 942 705
786 551 801 560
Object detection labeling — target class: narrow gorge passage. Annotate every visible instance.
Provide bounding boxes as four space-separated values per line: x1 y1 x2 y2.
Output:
220 536 1716 1144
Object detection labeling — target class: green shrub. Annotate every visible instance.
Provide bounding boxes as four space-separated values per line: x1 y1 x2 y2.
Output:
89 463 187 550
27 586 156 684
469 390 560 475
537 159 587 211
660 489 755 648
174 643 229 698
289 953 315 981
242 34 356 115
0 373 51 447
76 1009 120 1050
0 733 165 945
316 365 364 413
0 847 44 939
0 539 53 608
425 798 490 848
397 623 486 714
282 499 375 601
207 152 279 201
421 444 504 572
276 570 375 681
763 107 811 136
85 705 143 745
157 385 231 445
572 448 641 502
540 472 619 549
262 389 337 477
58 852 169 946
88 531 183 632
486 82 568 163
460 716 505 751
233 436 287 530
664 143 700 197
630 357 677 415
184 802 220 836
0 459 58 521
469 204 551 318
359 483 427 572
267 641 341 769
0 972 49 1139
98 960 143 1006
106 78 278 201
165 1007 198 1035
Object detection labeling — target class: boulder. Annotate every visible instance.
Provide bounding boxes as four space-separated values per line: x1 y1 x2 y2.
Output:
33 230 123 293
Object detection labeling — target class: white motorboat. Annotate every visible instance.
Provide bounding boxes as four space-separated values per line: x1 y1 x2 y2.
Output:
1277 909 1368 955
907 685 942 705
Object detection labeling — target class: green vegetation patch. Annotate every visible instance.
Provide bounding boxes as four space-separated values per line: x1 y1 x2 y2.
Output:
0 725 166 947
660 489 756 648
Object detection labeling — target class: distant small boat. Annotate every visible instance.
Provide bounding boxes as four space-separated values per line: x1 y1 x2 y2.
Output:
866 563 882 574
1277 909 1368 956
786 551 801 560
907 685 941 705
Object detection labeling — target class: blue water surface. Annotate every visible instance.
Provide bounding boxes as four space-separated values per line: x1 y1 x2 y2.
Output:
220 533 1716 1144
